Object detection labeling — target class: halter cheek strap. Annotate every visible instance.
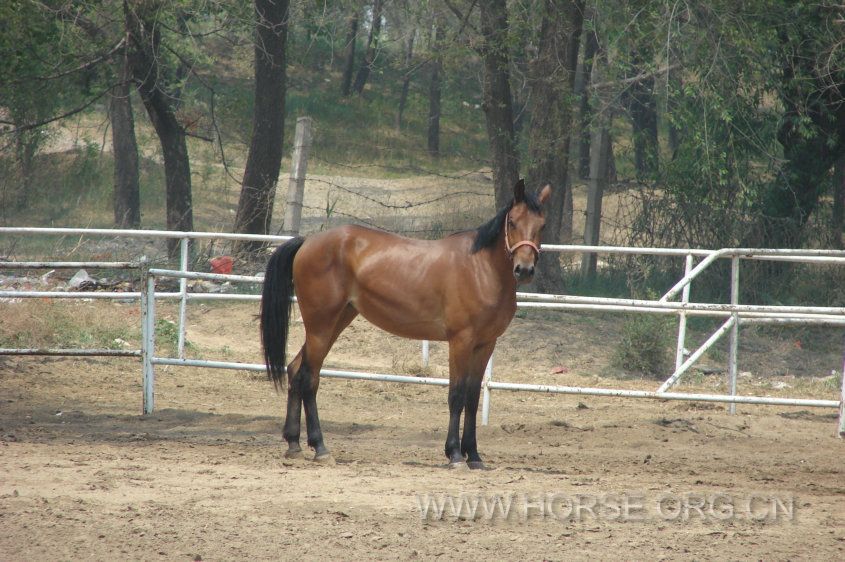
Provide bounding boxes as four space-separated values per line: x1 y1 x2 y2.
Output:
504 214 541 259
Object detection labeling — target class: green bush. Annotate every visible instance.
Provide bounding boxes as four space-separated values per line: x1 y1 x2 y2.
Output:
612 314 674 379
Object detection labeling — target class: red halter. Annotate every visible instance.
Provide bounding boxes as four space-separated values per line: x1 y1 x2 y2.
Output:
504 213 541 259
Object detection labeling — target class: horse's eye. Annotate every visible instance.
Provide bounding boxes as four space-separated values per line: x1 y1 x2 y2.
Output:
508 219 516 228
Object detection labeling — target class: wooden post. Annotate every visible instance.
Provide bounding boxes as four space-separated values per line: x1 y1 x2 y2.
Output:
581 125 609 278
282 116 313 236
581 50 611 280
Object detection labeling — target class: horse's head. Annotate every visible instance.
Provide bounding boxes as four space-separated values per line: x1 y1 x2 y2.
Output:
505 179 551 284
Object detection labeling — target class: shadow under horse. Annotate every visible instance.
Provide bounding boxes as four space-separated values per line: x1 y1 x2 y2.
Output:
261 179 551 469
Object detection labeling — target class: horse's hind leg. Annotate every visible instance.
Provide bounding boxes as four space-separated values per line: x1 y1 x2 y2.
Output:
282 352 305 459
292 304 358 463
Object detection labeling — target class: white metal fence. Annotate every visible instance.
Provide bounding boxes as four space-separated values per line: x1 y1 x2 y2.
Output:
2 226 844 438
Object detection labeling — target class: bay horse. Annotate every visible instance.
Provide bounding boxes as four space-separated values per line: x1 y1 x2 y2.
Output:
261 179 550 469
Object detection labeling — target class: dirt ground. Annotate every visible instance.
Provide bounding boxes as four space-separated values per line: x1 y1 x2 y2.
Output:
1 299 843 561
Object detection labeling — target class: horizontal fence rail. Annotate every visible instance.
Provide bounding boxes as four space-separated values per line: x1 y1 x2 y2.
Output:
1 227 844 438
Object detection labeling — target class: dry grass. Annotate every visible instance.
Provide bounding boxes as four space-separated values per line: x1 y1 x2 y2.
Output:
0 299 138 349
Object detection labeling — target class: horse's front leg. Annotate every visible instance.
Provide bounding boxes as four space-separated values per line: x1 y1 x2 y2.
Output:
445 335 474 468
461 341 496 470
461 378 484 468
445 380 468 467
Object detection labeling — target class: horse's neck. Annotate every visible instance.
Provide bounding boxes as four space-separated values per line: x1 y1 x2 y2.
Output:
484 230 518 295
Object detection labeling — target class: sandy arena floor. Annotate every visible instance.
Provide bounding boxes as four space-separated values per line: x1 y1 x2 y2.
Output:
1 300 843 560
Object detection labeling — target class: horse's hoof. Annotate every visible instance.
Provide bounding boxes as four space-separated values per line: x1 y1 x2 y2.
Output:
313 453 336 465
448 461 468 470
284 449 304 460
467 461 485 470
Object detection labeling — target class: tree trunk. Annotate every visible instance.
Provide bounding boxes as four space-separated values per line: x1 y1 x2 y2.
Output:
581 124 610 278
352 0 383 95
524 0 585 291
577 20 598 180
479 0 520 210
340 12 358 97
580 42 614 278
124 0 193 256
427 21 442 156
111 48 141 229
622 51 659 180
395 30 415 132
234 0 290 246
57 5 141 229
13 128 36 210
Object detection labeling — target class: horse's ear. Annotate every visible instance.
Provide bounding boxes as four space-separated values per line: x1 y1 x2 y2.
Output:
538 184 552 205
514 178 526 203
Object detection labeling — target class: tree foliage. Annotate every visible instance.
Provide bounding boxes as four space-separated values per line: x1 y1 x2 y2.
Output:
2 0 844 268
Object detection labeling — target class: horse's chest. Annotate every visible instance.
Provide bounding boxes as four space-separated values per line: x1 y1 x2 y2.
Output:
468 297 517 340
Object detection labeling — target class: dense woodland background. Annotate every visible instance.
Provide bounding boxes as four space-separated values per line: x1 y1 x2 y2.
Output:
1 0 845 303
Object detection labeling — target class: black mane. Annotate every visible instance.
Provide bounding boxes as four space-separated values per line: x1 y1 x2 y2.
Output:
470 190 543 254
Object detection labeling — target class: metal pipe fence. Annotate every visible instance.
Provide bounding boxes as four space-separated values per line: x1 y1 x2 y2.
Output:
2 227 844 438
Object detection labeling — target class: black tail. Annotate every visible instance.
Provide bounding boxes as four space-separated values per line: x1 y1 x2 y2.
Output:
261 237 305 387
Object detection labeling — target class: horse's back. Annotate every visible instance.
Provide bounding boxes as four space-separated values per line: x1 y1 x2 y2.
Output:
296 224 466 272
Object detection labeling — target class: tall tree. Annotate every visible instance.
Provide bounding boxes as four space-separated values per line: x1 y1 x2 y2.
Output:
576 13 599 180
427 17 443 156
3 2 141 225
0 2 67 210
124 0 193 254
478 0 520 209
340 11 359 96
751 2 845 247
524 0 585 290
234 0 290 242
581 47 612 279
352 0 383 95
395 29 415 131
111 48 141 228
621 48 658 180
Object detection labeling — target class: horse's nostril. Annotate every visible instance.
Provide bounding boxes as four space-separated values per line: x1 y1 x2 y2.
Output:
527 265 535 276
514 264 522 274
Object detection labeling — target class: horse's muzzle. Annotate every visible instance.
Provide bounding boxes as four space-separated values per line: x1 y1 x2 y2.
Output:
513 263 535 283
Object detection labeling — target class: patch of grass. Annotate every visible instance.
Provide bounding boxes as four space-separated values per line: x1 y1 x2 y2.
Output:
681 369 707 387
612 313 674 379
154 318 193 355
0 300 136 349
821 374 842 392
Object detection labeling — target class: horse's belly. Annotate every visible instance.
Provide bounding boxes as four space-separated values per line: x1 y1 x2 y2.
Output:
352 291 448 341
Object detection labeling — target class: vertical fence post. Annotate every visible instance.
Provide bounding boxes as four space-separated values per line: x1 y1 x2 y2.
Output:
674 253 693 371
728 256 739 414
580 128 610 279
421 340 430 368
481 353 493 426
177 237 189 359
838 339 845 438
140 262 156 415
283 116 313 236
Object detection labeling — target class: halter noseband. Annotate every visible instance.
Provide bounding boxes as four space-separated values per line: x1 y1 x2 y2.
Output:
504 212 541 259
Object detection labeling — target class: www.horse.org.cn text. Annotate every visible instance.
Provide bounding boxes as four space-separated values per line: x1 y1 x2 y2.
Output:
415 491 795 523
